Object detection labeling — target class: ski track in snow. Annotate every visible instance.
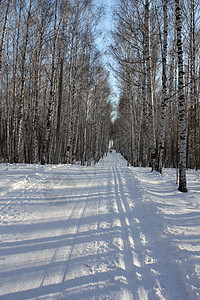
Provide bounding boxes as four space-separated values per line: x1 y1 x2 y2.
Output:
0 153 200 299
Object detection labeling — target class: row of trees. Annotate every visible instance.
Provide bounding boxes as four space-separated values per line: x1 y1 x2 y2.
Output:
111 0 200 191
1 0 199 191
0 0 112 165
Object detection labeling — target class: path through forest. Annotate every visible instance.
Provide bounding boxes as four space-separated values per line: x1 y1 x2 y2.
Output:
0 152 200 299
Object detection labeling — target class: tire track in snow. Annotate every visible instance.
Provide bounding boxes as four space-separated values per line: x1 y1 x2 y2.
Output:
113 158 169 299
39 170 95 290
0 165 94 297
121 165 190 299
0 164 61 220
0 175 43 224
112 165 139 299
1 154 193 299
115 165 163 299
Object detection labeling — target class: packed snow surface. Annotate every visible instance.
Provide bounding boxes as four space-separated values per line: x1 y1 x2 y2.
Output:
0 152 200 299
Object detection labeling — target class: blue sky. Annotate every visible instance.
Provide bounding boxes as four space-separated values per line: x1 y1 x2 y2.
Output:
94 0 120 106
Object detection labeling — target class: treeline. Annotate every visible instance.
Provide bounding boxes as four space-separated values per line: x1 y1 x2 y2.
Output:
0 0 112 165
110 0 200 190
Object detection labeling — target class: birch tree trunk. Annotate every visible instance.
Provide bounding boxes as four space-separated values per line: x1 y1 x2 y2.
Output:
32 7 47 163
0 0 10 81
41 0 60 164
12 2 22 162
141 69 148 167
157 0 168 174
54 58 63 164
166 45 175 168
129 97 136 166
175 0 187 192
17 0 32 162
145 0 156 170
191 0 199 170
66 43 73 164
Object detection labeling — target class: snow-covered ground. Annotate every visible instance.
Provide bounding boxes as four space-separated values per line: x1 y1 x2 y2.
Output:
0 152 200 300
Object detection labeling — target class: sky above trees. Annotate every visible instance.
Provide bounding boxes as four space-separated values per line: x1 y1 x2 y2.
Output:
94 0 120 106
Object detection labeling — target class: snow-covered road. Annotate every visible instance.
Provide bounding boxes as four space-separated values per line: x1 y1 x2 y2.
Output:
0 152 200 299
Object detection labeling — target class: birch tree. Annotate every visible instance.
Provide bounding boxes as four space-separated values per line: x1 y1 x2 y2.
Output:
175 0 187 192
156 0 168 174
111 0 199 181
144 0 156 170
0 0 112 164
41 0 61 164
0 0 11 83
17 0 33 162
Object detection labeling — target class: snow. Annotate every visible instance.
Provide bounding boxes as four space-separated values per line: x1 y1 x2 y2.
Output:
0 152 200 299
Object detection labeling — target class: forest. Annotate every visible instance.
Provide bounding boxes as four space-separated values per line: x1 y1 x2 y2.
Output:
0 0 112 166
0 0 200 192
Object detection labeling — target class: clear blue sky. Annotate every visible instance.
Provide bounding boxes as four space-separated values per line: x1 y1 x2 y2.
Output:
94 0 120 107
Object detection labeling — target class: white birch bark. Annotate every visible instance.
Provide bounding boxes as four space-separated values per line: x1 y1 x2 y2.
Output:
166 46 175 167
17 0 32 162
175 0 187 192
66 20 77 164
191 0 198 170
141 68 148 167
41 0 63 164
157 0 168 174
129 97 136 166
54 58 63 164
32 4 50 163
0 0 11 81
12 2 22 162
145 0 156 170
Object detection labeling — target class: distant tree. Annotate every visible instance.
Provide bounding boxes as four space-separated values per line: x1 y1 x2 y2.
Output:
0 0 112 165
